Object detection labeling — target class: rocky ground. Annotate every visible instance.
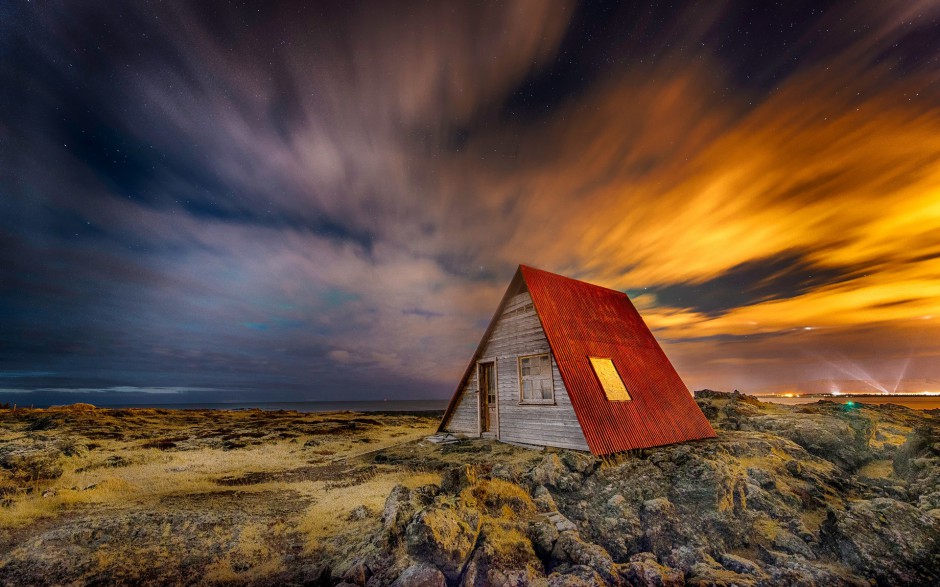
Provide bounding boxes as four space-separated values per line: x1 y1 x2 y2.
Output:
0 406 443 585
1 393 939 585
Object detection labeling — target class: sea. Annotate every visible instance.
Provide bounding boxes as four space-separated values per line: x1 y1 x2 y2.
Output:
757 396 940 410
87 400 451 412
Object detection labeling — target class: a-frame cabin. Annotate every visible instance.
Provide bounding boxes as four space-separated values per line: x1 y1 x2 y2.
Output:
438 265 715 456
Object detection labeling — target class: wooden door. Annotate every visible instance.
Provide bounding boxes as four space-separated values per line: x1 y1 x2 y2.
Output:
479 362 496 433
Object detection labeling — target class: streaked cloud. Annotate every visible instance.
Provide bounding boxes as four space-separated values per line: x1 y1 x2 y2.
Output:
2 1 939 402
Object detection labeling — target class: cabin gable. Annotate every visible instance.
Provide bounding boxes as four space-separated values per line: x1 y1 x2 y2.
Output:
441 290 590 451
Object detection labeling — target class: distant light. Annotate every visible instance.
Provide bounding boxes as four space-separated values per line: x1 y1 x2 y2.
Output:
922 315 934 320
846 401 855 407
803 326 813 330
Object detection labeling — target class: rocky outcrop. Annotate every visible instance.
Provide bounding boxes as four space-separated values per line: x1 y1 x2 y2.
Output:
820 497 940 585
381 484 439 543
342 393 940 586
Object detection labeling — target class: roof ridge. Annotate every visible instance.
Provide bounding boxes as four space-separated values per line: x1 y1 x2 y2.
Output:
519 264 629 297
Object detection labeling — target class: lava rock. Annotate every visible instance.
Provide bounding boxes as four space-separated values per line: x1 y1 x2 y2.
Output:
618 552 684 586
404 504 481 583
389 563 446 587
441 464 478 494
820 497 940 585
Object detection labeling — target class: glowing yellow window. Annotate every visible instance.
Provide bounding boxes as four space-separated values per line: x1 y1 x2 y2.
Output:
589 357 631 401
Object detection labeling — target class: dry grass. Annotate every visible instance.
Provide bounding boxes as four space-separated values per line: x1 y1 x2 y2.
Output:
460 477 535 518
202 522 289 584
0 407 443 584
0 409 435 529
298 470 440 550
0 476 134 528
858 459 895 479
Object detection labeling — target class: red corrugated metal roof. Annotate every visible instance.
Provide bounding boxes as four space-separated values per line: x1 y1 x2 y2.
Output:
520 265 715 454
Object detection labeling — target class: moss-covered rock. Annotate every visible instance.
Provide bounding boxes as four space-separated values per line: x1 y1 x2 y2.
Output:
820 497 940 585
404 504 481 583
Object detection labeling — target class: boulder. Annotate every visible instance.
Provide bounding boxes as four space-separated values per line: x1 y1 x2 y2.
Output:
530 454 568 488
618 552 684 586
894 424 939 480
527 518 560 560
460 521 546 587
560 451 598 477
381 484 438 542
757 548 869 586
300 563 331 586
664 547 759 586
749 412 873 471
550 531 617 585
687 562 757 587
405 504 481 583
546 566 609 587
460 478 535 517
533 485 559 513
390 563 446 587
382 485 415 539
340 559 371 585
441 465 478 494
770 528 815 559
662 546 716 576
717 553 765 578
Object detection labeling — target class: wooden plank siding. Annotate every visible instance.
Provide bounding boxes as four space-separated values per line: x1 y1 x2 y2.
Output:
442 290 590 451
444 368 479 436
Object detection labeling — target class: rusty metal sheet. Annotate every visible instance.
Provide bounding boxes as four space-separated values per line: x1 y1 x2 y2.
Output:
521 265 716 455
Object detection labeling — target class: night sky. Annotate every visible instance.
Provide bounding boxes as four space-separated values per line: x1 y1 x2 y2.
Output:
2 1 940 406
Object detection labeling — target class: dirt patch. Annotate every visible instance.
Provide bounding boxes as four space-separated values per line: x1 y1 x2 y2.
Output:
215 463 376 487
140 438 184 450
159 488 311 516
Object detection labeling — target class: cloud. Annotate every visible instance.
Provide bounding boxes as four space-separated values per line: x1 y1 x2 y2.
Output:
2 1 940 399
328 350 352 363
39 387 202 395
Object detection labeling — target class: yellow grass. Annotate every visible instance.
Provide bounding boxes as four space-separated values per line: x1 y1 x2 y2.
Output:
298 470 440 550
0 477 134 528
858 459 895 479
203 522 287 583
0 408 451 585
0 411 435 529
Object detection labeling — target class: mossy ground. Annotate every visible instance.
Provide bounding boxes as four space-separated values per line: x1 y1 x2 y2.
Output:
1 397 937 586
0 407 442 585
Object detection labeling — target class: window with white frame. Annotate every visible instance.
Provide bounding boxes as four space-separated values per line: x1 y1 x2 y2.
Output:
519 353 554 403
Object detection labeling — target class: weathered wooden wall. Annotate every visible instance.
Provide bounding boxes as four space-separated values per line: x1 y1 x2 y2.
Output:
443 290 589 451
443 369 478 435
